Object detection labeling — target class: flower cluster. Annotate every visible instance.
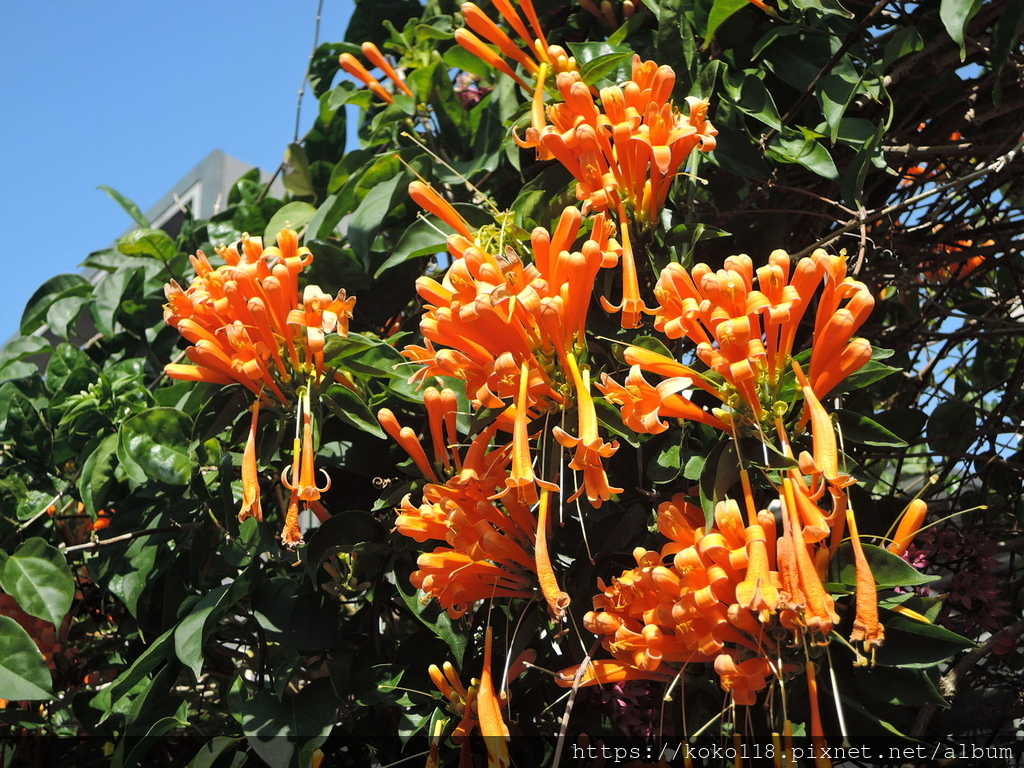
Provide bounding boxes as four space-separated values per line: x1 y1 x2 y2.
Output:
517 55 717 227
163 228 355 544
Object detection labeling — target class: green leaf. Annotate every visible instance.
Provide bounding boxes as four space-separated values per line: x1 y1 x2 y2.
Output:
92 626 176 716
0 616 55 700
768 134 838 179
395 576 467 665
833 409 907 447
347 170 409 267
304 511 387 584
20 273 91 335
264 201 318 246
828 542 939 590
991 0 1024 78
927 399 976 453
282 143 315 198
91 266 146 336
324 333 406 378
882 26 924 68
723 70 782 130
578 51 635 88
174 567 254 679
241 679 336 768
98 185 150 228
839 359 900 391
2 392 52 462
117 228 178 262
854 666 949 708
374 214 451 278
940 0 983 58
704 0 749 44
323 384 386 439
186 737 243 768
117 407 197 486
647 433 684 484
873 608 974 668
2 538 74 626
305 193 347 240
699 440 738 519
78 432 119 517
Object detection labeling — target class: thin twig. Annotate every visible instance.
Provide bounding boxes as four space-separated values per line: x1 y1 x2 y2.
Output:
295 0 327 143
551 639 601 768
61 523 202 555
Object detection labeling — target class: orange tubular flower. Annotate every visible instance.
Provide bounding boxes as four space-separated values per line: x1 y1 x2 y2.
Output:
338 52 394 103
163 228 356 545
648 249 874 422
360 42 413 98
408 181 474 238
239 400 263 523
455 0 576 88
567 494 787 701
402 202 620 503
517 56 716 226
888 499 928 557
552 353 622 507
478 627 512 768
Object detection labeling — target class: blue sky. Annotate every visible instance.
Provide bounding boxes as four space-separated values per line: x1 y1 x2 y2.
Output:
0 0 355 341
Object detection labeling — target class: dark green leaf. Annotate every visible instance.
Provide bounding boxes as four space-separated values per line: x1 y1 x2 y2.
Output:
578 51 635 88
926 399 975 453
93 626 176 716
117 228 178 262
241 679 336 768
828 542 939 590
265 201 318 246
768 134 839 180
323 385 387 439
873 608 974 668
282 143 315 198
395 576 467 665
1 538 74 626
833 409 907 447
174 566 254 678
78 432 119 517
347 170 408 266
854 666 948 708
647 433 684 484
306 193 348 240
705 0 749 44
374 214 451 278
0 616 55 700
91 266 146 337
117 407 197 486
98 185 150 228
20 274 91 335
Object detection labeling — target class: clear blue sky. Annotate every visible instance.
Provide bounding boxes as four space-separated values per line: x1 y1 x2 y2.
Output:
0 0 355 341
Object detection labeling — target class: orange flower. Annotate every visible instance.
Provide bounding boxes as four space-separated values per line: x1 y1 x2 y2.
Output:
888 499 928 557
359 42 412 97
714 653 773 706
570 495 788 701
649 249 874 420
517 57 716 225
552 353 622 507
239 400 263 523
454 0 576 88
478 627 511 768
163 228 356 544
339 51 399 103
